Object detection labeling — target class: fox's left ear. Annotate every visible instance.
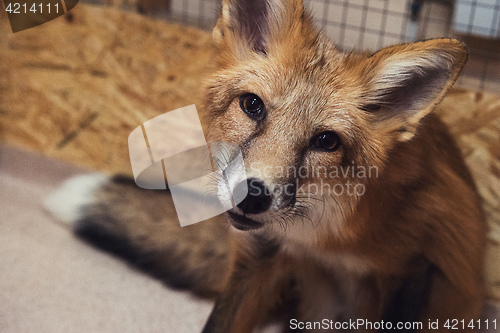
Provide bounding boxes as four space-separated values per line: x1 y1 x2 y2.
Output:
213 0 306 57
361 39 468 141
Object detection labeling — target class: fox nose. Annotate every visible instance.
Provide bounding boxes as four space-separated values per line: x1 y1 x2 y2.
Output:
236 178 272 215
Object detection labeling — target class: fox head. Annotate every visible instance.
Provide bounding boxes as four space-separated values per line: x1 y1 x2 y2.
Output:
201 0 468 242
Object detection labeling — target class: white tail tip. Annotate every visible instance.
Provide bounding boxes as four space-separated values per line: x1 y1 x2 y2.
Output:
44 173 109 225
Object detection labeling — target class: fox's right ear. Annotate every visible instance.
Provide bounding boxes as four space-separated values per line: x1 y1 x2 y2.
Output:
213 0 305 57
360 39 468 141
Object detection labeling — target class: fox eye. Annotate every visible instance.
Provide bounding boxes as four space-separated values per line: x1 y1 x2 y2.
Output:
311 131 341 152
240 93 265 120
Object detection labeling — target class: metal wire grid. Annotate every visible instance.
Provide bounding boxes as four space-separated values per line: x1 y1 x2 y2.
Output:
455 0 500 36
159 0 500 91
309 0 411 50
167 0 218 28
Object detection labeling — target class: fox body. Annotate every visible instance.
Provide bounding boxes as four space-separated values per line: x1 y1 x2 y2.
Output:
48 0 486 332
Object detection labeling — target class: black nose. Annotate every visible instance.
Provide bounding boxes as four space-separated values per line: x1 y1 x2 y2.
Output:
236 178 272 215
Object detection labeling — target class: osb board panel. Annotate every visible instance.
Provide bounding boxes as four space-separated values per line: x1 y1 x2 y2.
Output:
1 4 499 300
0 4 214 175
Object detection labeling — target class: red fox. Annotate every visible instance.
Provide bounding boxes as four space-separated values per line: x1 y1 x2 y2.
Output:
46 0 486 331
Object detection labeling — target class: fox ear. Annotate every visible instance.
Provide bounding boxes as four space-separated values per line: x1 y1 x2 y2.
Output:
213 0 304 56
361 39 468 141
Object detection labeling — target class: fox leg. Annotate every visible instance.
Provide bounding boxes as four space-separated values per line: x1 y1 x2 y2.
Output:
201 271 276 333
293 265 382 333
202 235 293 333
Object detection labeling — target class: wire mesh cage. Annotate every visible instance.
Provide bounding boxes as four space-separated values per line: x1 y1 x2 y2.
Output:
143 0 500 92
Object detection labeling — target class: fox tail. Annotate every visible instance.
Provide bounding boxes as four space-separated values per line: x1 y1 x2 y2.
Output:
45 173 230 298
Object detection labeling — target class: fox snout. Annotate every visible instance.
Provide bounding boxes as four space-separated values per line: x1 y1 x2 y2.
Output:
235 178 272 215
227 177 296 230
